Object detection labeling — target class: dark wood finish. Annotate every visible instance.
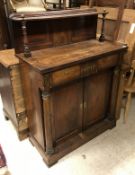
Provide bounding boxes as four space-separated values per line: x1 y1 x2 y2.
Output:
10 9 98 54
51 81 83 142
51 65 80 86
83 70 112 127
10 10 127 166
18 40 126 73
18 42 127 166
0 49 28 140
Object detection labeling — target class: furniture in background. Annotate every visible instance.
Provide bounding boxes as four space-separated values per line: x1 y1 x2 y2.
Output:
95 0 127 41
118 10 135 121
10 8 127 166
115 9 135 120
9 0 47 12
0 49 28 140
118 9 135 63
123 59 135 123
95 6 135 120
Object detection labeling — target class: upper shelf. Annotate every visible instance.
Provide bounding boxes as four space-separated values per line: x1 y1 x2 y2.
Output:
10 8 98 21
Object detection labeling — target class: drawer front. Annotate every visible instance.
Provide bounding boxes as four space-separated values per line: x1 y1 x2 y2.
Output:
82 54 119 76
51 65 80 86
97 54 119 70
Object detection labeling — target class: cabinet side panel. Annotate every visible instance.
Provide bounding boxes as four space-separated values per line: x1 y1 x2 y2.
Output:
0 64 17 126
19 60 45 150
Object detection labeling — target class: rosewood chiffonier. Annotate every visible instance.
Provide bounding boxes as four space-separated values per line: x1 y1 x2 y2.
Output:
10 8 127 166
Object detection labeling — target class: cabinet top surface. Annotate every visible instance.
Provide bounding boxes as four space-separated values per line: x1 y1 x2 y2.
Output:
10 8 98 21
0 49 19 68
17 40 127 73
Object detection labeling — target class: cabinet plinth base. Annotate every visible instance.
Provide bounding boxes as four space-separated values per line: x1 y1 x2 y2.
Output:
29 119 116 167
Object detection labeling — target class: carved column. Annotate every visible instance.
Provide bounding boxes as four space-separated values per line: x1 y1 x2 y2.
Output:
42 91 54 155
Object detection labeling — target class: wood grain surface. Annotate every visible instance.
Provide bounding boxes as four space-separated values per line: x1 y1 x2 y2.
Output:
18 40 127 73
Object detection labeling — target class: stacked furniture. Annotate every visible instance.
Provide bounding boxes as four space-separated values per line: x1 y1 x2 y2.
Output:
9 8 127 166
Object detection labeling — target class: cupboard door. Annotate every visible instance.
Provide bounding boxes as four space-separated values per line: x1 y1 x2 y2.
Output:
83 70 113 128
51 80 83 143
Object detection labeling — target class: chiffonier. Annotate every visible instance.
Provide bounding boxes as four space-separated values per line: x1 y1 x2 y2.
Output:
10 8 127 166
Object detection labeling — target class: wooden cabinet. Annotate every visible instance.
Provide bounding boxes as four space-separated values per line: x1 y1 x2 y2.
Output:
18 41 126 166
0 50 28 140
10 9 127 166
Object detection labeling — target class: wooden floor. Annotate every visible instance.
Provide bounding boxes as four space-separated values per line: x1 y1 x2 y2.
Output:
0 96 135 175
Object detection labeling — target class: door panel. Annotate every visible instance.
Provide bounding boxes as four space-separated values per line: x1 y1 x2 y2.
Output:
84 70 113 128
51 81 83 142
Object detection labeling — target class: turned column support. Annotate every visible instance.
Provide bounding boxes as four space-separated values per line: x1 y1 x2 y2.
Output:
42 91 54 155
99 9 108 42
21 14 31 58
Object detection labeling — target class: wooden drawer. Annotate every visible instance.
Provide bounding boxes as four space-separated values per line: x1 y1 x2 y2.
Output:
97 54 119 70
82 54 119 76
51 65 80 86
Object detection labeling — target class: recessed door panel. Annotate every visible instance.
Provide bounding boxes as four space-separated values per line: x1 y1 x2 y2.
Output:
52 81 83 142
83 70 113 128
